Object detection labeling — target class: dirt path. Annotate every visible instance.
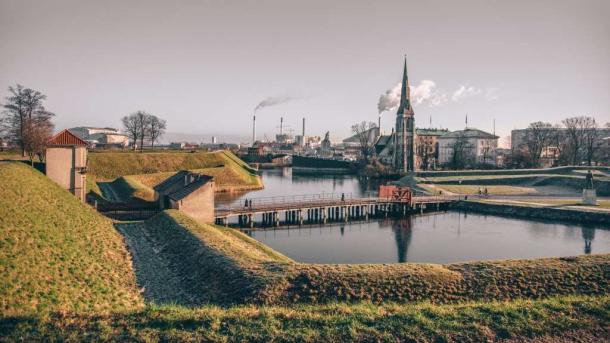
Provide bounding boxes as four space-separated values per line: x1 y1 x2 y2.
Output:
116 222 200 306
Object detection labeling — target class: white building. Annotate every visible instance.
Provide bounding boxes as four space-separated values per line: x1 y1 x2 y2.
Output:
438 128 499 167
68 127 129 148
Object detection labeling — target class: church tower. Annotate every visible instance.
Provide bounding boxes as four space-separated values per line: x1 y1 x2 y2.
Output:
393 57 416 172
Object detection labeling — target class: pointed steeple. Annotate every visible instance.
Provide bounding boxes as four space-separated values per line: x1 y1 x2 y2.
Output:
397 55 411 114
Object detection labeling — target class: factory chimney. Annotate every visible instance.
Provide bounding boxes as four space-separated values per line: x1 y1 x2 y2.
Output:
302 117 305 136
252 114 256 144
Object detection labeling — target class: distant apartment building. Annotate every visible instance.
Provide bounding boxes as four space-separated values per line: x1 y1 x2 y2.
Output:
438 128 499 167
45 130 88 202
69 127 129 148
169 142 200 150
415 128 449 170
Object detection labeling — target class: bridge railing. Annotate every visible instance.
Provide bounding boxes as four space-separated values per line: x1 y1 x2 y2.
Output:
216 192 355 212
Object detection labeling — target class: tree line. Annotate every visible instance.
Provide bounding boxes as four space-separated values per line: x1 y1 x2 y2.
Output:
0 85 54 164
121 111 167 152
1 85 169 165
516 116 609 168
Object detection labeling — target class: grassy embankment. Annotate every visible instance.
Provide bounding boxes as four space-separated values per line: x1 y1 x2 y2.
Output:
3 296 609 342
1 162 609 341
0 162 142 316
129 210 610 306
87 150 262 202
416 167 610 196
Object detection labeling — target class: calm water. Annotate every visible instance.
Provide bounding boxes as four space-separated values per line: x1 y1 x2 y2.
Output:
218 168 610 264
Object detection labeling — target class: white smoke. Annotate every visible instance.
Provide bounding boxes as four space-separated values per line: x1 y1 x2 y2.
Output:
451 84 482 101
377 83 401 114
377 80 446 113
254 95 296 112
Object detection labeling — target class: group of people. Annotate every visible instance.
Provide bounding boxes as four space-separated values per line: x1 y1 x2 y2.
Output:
477 187 489 196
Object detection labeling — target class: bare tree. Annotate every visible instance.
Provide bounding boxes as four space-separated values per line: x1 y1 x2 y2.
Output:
350 121 378 163
122 111 151 152
147 115 167 149
22 117 53 165
562 116 597 165
524 121 553 167
582 118 598 166
448 132 473 170
1 85 54 157
121 113 140 151
135 111 149 152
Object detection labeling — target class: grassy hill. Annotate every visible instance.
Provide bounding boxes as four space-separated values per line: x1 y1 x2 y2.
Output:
1 162 608 341
416 168 610 196
88 150 262 203
3 295 608 342
120 210 610 306
0 162 142 315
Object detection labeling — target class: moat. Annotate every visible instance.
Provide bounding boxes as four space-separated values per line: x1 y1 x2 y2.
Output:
217 168 610 264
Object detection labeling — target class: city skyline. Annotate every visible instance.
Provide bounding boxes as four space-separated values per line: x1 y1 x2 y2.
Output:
1 0 608 143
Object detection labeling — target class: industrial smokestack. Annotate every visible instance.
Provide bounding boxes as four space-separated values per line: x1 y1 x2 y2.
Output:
302 117 305 137
252 115 256 144
280 117 283 135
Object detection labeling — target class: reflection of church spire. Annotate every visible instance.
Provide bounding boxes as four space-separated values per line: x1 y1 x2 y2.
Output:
582 227 595 254
393 217 413 263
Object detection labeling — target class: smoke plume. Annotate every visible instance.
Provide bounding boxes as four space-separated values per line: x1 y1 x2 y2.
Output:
377 80 444 113
254 95 296 112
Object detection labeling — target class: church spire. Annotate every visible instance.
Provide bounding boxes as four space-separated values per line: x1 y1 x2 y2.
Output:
397 55 411 114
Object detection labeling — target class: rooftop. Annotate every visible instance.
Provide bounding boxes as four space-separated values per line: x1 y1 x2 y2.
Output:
416 128 450 136
167 175 213 201
439 128 498 139
48 129 88 146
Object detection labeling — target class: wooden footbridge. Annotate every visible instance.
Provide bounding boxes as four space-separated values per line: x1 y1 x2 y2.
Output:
214 193 458 228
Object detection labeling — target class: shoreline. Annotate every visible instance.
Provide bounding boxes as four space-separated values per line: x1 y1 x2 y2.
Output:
452 200 610 225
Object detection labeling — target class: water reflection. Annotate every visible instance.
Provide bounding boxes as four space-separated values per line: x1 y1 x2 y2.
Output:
392 218 413 263
582 227 595 254
250 212 609 264
224 168 609 264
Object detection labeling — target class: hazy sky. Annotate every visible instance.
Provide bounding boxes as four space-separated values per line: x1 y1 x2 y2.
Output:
1 0 608 143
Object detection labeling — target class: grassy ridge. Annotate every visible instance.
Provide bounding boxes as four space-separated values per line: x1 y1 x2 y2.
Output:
137 211 610 306
88 151 262 202
2 295 608 342
0 162 142 315
88 150 257 180
135 211 292 305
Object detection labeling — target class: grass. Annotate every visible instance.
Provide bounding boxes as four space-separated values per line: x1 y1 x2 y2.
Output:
424 184 538 195
0 150 26 161
2 162 609 341
485 198 610 210
1 295 608 342
88 150 256 180
0 162 143 316
419 173 584 183
89 150 262 202
132 210 610 306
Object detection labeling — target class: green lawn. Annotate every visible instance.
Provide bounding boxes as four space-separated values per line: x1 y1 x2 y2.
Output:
494 198 610 210
89 150 262 203
2 295 608 342
0 162 143 316
425 184 538 195
3 162 609 341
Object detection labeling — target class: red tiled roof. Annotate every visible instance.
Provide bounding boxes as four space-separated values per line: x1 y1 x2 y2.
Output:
48 129 88 146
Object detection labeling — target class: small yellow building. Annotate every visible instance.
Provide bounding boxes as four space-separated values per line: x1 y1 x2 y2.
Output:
154 171 215 223
45 129 88 202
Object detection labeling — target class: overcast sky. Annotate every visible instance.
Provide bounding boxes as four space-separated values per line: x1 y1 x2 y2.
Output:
1 0 608 143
